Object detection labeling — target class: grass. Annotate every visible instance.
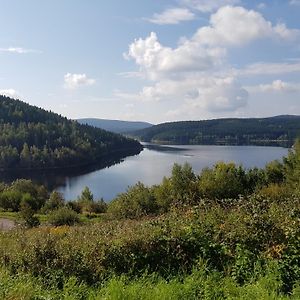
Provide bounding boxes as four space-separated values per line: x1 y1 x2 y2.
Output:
1 266 300 300
0 211 21 221
0 211 105 226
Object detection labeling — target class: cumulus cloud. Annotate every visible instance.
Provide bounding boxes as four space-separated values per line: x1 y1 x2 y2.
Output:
181 0 240 13
194 6 300 47
247 80 300 93
123 5 299 116
147 8 195 25
64 73 96 89
117 76 248 113
143 76 247 111
126 32 225 80
127 7 299 81
0 89 20 98
0 47 41 54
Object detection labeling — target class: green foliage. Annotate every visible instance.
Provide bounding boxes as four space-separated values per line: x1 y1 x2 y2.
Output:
131 116 300 146
79 186 94 203
284 139 300 187
48 207 80 226
198 162 247 199
0 179 48 212
19 198 40 228
0 95 142 170
152 163 198 212
1 266 299 300
75 186 107 214
153 177 173 212
265 160 285 184
170 163 198 204
42 190 65 213
108 182 157 219
0 138 300 298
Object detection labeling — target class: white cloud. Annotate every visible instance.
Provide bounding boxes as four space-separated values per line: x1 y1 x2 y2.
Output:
0 47 41 54
124 5 299 116
0 89 20 98
117 76 248 113
147 8 195 25
289 0 300 6
127 7 299 81
181 0 240 13
64 73 96 89
126 32 225 80
238 61 300 76
194 6 300 47
247 80 300 93
164 78 248 119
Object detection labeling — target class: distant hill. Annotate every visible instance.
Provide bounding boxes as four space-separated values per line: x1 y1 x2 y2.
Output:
129 115 300 147
77 118 153 134
0 96 142 170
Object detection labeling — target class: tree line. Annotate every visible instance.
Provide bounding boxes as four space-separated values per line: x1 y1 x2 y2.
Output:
0 96 142 169
131 115 300 146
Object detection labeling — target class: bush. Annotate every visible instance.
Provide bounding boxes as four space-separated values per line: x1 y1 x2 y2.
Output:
108 182 158 219
48 207 80 226
198 162 247 200
42 190 65 213
19 199 40 228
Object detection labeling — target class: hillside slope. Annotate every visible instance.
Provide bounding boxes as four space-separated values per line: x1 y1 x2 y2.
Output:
0 96 142 170
78 118 153 133
130 115 300 146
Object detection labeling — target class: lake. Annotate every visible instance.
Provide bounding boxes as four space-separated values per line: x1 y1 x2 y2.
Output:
55 144 289 201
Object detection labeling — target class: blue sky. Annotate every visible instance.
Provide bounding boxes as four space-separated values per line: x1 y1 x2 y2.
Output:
0 0 300 124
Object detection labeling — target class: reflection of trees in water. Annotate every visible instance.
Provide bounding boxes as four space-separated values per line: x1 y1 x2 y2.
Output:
0 148 142 191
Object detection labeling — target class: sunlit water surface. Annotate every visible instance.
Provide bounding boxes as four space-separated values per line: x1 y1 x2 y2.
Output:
56 144 289 201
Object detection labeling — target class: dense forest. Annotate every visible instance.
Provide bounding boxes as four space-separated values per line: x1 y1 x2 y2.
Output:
0 95 142 170
0 140 300 298
130 115 300 146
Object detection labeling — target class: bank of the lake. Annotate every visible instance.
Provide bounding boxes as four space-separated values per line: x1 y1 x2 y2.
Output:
57 144 289 201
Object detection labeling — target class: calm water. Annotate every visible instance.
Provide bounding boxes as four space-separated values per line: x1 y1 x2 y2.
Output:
56 144 289 201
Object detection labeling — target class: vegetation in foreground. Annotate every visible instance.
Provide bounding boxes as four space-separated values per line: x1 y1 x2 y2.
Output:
0 140 299 299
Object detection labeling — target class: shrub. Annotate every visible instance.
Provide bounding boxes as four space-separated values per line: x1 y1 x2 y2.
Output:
48 207 80 226
108 182 158 219
19 198 40 228
198 162 247 200
42 190 65 213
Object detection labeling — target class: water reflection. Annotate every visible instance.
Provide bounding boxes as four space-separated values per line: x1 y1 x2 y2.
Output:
0 144 289 202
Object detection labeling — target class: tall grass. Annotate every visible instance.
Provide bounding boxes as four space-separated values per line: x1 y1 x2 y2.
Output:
1 266 300 300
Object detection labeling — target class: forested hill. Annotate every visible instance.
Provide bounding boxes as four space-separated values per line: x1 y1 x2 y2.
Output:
78 118 152 134
130 115 300 146
0 95 142 170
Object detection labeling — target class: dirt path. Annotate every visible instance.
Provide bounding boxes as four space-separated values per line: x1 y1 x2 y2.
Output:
0 218 16 231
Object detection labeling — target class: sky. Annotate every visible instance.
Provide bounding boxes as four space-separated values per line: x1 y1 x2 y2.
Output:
0 0 300 124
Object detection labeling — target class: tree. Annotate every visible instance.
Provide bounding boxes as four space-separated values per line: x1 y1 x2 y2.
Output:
20 143 31 168
78 186 94 202
108 182 157 219
170 163 198 205
43 191 65 212
77 186 94 213
198 162 246 200
19 195 40 228
284 139 300 188
265 160 284 184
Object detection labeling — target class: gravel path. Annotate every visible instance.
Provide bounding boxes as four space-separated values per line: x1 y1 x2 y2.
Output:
0 218 15 231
